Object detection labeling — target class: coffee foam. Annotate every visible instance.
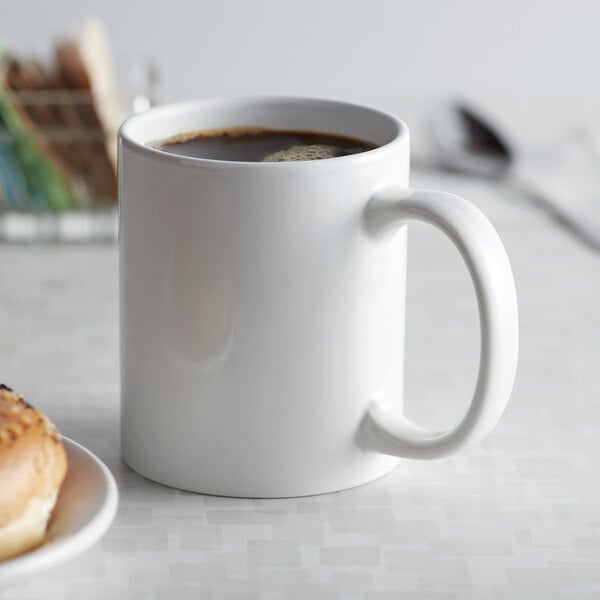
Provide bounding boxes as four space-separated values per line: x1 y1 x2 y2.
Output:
263 144 361 162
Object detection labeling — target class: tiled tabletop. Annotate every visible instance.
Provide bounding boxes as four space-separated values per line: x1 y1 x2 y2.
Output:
1 171 599 599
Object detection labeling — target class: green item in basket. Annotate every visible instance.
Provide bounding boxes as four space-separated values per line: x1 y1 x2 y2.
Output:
0 50 75 211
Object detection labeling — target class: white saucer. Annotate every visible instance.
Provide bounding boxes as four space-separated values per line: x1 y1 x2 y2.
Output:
0 436 118 584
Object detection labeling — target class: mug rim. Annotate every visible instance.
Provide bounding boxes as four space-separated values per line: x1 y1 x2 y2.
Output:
119 95 407 169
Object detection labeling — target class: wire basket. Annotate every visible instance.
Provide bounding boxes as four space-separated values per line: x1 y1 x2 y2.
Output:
0 87 149 242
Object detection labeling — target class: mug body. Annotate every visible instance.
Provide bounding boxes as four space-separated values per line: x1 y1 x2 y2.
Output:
119 97 408 497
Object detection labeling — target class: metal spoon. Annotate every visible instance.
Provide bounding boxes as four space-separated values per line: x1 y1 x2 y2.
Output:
427 101 600 251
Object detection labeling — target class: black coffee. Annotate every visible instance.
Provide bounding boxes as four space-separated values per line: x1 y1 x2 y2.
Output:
154 127 376 162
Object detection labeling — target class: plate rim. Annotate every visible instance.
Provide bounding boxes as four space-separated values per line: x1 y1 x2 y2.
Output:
0 436 118 585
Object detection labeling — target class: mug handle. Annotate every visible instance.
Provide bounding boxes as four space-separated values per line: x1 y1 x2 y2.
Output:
363 187 519 459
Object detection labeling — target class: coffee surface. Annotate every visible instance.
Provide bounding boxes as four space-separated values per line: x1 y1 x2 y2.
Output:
154 127 376 162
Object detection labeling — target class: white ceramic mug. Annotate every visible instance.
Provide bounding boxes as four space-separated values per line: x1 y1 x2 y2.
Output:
119 97 518 497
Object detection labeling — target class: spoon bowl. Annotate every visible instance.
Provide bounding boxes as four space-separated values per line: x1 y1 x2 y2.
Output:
428 101 513 178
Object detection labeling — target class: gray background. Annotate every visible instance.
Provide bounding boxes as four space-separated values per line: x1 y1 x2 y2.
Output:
2 0 600 142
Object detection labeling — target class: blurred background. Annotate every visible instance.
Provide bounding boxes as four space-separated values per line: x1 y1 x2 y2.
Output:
5 0 600 137
3 0 600 244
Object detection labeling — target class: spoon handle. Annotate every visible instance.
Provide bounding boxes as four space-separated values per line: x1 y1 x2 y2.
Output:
510 156 600 252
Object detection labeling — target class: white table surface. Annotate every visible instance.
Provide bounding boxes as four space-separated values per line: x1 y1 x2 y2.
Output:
1 170 599 599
